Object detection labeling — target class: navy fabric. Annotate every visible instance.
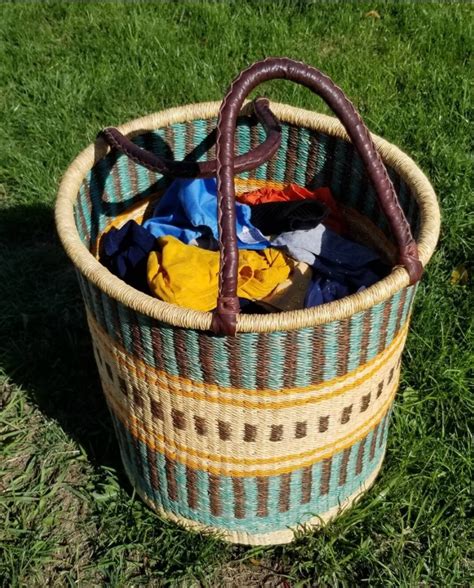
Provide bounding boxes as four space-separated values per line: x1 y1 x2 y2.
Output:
100 220 156 292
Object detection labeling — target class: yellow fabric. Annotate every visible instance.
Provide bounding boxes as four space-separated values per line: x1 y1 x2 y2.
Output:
259 261 312 312
147 236 292 311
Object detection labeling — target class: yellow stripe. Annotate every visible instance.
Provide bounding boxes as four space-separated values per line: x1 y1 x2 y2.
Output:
88 310 407 409
104 375 398 477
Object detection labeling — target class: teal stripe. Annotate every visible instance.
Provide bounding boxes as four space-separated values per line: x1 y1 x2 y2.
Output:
78 184 92 238
184 330 204 381
172 123 186 159
255 124 268 180
101 292 119 341
156 452 171 511
323 322 339 380
211 337 231 387
331 140 347 198
267 475 280 519
196 469 210 517
314 133 329 181
266 331 286 389
220 475 233 519
235 333 258 389
160 326 179 377
273 125 289 183
367 303 384 361
294 328 314 387
386 291 402 346
116 302 134 354
244 477 258 519
193 119 208 161
117 155 133 201
136 315 156 368
294 128 310 186
175 462 188 506
402 285 416 323
347 311 364 372
237 124 251 179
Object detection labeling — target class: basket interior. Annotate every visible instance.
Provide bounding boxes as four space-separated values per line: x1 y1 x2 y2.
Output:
74 116 421 262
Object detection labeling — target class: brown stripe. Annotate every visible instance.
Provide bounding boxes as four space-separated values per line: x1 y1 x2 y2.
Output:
305 131 320 187
105 362 114 381
377 300 392 355
118 377 127 396
369 424 379 460
255 333 270 389
173 328 190 380
395 288 408 334
295 421 307 439
218 421 231 440
355 437 367 475
339 140 355 204
127 155 139 201
301 467 312 504
311 326 325 384
338 447 352 486
186 466 198 510
257 477 269 517
143 131 157 187
359 310 372 365
130 315 145 362
266 138 278 182
284 125 299 183
76 196 89 248
232 478 246 519
249 123 260 180
108 299 125 348
320 458 332 496
377 381 384 398
355 152 370 217
360 393 371 413
228 336 243 389
132 385 143 409
208 474 221 516
387 366 395 384
171 409 186 430
199 334 214 384
193 415 207 436
283 331 298 388
111 163 123 207
165 457 177 501
147 445 159 491
150 399 164 421
319 415 330 433
279 473 291 512
244 424 257 442
131 433 144 479
270 424 283 442
150 325 164 372
336 318 351 377
341 405 353 424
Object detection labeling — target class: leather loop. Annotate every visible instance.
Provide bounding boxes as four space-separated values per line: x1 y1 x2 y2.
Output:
99 97 281 178
212 57 422 336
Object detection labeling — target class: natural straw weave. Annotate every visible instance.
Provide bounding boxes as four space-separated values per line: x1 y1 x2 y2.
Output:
56 101 440 545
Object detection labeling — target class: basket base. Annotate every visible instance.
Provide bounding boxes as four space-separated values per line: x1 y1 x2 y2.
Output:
126 453 385 546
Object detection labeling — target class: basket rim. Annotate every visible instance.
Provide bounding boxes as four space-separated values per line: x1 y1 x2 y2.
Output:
55 101 440 333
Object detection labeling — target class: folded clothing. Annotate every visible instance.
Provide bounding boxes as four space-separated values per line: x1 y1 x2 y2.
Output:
147 236 292 312
238 183 347 234
100 219 156 292
143 177 269 250
249 200 328 235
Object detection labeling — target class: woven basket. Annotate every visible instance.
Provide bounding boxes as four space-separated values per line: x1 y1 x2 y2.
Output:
55 59 440 545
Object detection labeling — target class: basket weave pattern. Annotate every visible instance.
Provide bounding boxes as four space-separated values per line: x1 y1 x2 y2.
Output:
57 102 439 544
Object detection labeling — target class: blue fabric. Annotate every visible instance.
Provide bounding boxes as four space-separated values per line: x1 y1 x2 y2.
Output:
304 275 350 306
100 220 157 292
143 178 269 250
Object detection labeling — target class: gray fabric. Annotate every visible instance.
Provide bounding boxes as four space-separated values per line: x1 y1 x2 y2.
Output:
270 225 325 265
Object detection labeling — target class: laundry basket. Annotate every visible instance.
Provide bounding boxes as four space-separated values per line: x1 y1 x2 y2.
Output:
55 58 440 545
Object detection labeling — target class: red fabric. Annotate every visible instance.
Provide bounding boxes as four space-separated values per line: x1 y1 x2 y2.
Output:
238 183 347 234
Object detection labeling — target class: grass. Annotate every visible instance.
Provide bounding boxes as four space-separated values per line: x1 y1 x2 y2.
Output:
0 1 472 586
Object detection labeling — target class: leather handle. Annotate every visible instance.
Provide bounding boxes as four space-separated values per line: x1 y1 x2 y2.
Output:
211 57 423 336
99 97 281 178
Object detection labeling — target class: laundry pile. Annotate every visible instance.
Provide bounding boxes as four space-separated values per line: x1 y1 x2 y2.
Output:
99 178 389 313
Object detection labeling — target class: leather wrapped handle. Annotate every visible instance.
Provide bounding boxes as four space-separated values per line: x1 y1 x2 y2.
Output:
99 97 281 178
211 57 423 336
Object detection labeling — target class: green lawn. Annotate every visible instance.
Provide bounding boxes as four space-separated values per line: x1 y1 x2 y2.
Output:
0 1 472 586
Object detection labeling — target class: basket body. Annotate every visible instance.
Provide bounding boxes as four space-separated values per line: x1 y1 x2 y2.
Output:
61 102 437 545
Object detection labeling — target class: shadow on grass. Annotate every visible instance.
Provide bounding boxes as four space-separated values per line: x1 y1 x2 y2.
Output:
0 202 126 475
